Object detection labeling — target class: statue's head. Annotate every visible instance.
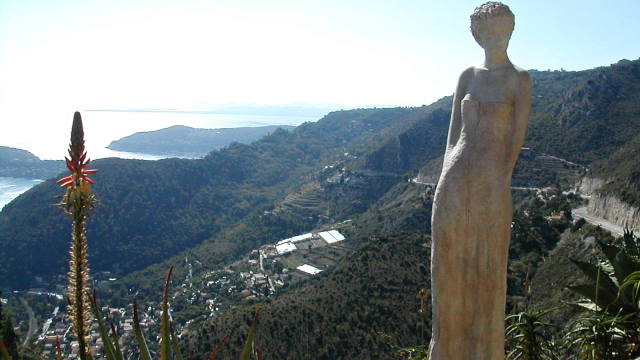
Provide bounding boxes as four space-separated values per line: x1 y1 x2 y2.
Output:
470 2 515 51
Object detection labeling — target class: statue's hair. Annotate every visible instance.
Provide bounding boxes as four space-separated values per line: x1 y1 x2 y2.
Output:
470 2 515 45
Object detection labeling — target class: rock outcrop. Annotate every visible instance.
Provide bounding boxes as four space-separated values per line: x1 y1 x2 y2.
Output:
574 176 607 195
588 194 640 232
576 176 640 232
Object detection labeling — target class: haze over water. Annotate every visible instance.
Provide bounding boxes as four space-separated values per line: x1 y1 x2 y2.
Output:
0 177 43 210
12 110 316 161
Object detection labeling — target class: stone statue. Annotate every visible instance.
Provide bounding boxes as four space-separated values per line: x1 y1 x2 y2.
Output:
429 2 532 359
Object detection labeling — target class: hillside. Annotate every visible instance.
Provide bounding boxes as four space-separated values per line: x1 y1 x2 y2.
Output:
526 59 640 165
576 133 640 231
0 146 63 179
107 124 295 157
0 106 438 289
4 59 640 291
176 183 573 359
183 233 431 360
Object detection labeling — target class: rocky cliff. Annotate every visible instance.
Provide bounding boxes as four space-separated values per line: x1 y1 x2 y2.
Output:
575 176 640 232
574 176 607 195
587 193 640 232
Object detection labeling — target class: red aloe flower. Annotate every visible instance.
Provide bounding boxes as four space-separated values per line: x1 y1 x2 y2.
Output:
57 112 98 188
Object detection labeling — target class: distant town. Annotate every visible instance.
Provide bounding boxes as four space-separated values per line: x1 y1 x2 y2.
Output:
7 227 350 358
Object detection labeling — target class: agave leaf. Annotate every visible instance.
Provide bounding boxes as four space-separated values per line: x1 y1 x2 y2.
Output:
132 300 152 360
160 267 174 360
572 299 600 312
599 241 620 267
88 292 119 360
109 322 124 360
619 270 640 305
0 340 12 360
568 284 620 312
207 335 229 360
620 271 640 290
613 251 640 291
240 308 261 360
570 259 619 299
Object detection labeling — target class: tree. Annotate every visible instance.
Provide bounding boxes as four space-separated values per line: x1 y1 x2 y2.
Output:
0 292 20 359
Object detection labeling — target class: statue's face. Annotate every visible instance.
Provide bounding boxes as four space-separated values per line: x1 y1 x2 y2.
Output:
476 16 512 53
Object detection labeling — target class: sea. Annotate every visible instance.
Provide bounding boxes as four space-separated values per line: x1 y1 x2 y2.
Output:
0 177 45 210
0 110 318 210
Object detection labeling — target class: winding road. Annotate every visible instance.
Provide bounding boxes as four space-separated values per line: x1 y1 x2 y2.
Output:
573 206 624 236
19 297 37 346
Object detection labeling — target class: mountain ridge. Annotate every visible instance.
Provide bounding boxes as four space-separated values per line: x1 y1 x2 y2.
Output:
107 124 296 157
0 146 63 179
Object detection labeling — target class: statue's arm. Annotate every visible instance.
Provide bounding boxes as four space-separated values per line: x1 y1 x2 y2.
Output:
446 68 473 149
508 70 533 165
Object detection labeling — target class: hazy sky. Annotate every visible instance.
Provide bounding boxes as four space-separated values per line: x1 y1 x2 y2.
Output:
1 0 639 155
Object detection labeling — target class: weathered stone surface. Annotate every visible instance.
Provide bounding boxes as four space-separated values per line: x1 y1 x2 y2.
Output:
588 194 640 232
574 176 607 195
574 176 640 232
429 2 532 359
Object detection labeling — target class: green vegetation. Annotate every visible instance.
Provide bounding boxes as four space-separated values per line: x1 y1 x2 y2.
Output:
505 309 560 360
0 293 20 360
501 230 640 360
87 267 264 360
182 233 431 360
527 60 640 165
591 133 640 207
0 107 430 289
5 59 640 290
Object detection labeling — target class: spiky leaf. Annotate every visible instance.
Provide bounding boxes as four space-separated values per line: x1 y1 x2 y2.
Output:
570 259 619 299
132 300 152 360
207 335 229 360
109 322 124 360
240 308 261 360
569 284 621 312
160 267 174 360
88 292 120 360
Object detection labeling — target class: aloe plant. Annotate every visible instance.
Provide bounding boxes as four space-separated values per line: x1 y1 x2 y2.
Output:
89 267 262 360
568 231 640 358
505 309 560 360
566 313 631 360
58 112 98 360
88 267 184 360
54 112 264 359
240 308 262 360
569 232 640 317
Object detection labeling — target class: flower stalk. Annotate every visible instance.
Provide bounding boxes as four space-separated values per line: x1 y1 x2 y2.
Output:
58 111 98 360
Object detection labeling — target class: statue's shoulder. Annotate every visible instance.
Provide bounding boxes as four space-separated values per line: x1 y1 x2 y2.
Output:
512 65 532 85
457 66 477 85
461 66 478 77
